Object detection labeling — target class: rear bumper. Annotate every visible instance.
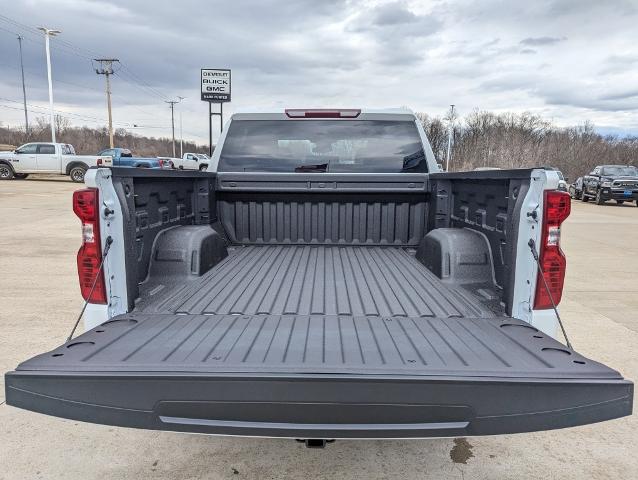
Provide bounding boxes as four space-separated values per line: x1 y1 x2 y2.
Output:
5 371 632 439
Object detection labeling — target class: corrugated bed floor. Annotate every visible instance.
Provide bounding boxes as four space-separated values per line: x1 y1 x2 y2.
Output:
138 245 493 318
23 313 610 378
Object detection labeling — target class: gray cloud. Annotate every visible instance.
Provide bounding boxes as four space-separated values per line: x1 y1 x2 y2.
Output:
0 0 637 140
599 89 638 102
347 2 442 38
371 2 419 26
548 0 637 17
520 36 566 46
599 54 638 74
480 73 638 112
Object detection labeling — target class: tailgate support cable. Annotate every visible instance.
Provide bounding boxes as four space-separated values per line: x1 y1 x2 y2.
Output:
528 239 573 349
67 236 113 342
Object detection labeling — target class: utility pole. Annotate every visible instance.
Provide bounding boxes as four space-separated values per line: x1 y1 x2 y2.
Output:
166 100 178 157
445 104 455 172
17 35 29 134
38 27 61 143
93 59 119 148
177 96 185 157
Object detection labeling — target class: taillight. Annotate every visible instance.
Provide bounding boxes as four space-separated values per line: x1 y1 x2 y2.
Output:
284 109 361 118
533 190 571 309
73 188 107 304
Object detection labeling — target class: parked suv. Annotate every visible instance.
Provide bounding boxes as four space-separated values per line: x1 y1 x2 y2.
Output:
582 165 638 205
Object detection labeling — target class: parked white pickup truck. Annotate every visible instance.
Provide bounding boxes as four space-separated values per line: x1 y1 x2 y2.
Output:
0 142 107 183
172 152 210 171
4 108 632 446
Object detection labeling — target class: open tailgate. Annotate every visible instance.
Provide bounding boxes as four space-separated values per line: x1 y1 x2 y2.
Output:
5 314 633 439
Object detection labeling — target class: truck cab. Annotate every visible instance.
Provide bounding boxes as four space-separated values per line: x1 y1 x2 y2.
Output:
582 165 638 205
0 142 107 182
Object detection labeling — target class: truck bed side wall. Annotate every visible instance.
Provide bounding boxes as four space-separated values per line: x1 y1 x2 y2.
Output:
429 170 533 316
110 168 216 309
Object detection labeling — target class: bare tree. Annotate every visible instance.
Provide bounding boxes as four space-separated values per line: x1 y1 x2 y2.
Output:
0 122 209 157
2 112 636 176
415 110 637 178
415 112 448 163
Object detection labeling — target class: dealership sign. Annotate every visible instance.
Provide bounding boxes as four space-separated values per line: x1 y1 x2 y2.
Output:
201 69 231 102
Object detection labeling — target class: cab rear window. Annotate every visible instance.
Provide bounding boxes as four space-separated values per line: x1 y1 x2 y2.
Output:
218 120 427 173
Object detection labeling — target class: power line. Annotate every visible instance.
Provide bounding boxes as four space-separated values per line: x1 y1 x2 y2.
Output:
115 67 168 101
112 71 165 103
0 96 163 127
0 58 159 124
118 63 168 99
0 14 169 103
0 14 99 60
0 14 202 141
0 97 112 123
0 24 38 43
0 104 172 132
0 17 93 64
0 34 165 121
0 42 93 98
0 103 108 126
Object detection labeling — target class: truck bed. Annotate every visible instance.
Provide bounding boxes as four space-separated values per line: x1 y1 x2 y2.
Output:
137 245 494 318
7 245 631 438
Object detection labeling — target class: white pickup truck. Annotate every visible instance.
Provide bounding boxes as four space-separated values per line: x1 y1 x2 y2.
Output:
4 108 632 446
0 142 107 182
170 152 211 171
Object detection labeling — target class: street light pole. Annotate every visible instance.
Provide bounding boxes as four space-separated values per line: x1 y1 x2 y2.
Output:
38 27 61 143
445 104 455 172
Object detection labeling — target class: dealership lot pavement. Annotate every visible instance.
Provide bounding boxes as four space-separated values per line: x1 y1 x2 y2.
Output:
1 176 636 479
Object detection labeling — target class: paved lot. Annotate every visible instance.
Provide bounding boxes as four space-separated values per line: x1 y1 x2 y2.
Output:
1 176 636 479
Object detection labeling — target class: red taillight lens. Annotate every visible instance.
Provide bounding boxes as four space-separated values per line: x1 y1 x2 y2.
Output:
534 190 571 309
73 188 107 304
284 109 361 118
73 188 98 222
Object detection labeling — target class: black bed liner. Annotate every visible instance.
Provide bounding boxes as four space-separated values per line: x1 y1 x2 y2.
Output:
5 312 632 438
8 314 627 378
137 245 494 318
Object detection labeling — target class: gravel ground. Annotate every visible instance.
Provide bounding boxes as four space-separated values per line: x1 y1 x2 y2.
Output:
1 176 636 479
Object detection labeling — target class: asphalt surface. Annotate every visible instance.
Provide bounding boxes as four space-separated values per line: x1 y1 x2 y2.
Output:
1 176 636 479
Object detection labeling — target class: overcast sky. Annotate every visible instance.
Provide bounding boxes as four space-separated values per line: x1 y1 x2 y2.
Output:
1 0 637 146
